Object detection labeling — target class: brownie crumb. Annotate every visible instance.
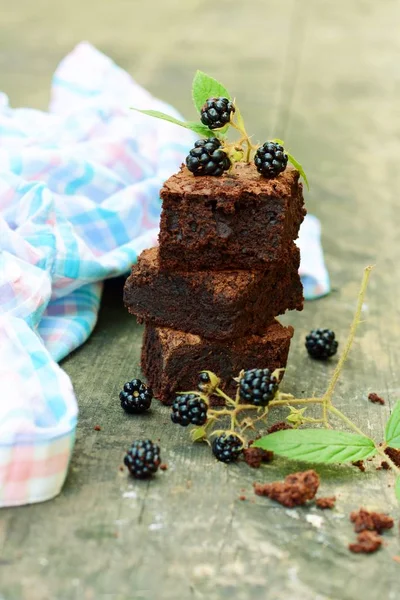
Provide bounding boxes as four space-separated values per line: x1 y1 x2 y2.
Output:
243 448 274 468
350 508 394 534
119 465 124 472
267 421 293 434
160 463 168 471
368 392 385 405
254 469 320 508
376 461 390 471
316 496 336 509
239 495 247 501
94 425 101 431
392 556 400 564
352 460 366 472
385 447 400 468
349 530 382 554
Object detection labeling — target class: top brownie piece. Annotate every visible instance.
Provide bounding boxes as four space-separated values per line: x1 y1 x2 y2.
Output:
159 162 306 271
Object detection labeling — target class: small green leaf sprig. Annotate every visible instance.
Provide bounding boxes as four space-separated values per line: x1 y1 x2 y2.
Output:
132 70 309 189
174 265 400 504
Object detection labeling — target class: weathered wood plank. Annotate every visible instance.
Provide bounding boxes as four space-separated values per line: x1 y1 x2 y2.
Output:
1 0 400 598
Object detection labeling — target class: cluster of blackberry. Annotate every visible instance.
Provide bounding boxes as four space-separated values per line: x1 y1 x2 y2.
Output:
186 96 288 179
120 327 338 474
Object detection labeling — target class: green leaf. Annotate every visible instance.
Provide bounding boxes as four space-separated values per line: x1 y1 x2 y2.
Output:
272 138 285 146
395 477 400 504
192 70 231 113
131 109 213 137
384 400 400 447
286 152 309 190
253 429 376 464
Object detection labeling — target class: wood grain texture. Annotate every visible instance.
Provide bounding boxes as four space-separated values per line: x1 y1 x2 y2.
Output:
1 0 400 598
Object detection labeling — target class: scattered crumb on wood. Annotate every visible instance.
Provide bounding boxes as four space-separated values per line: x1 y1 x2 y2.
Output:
385 447 400 468
243 447 274 468
94 425 101 431
350 508 394 533
119 465 125 472
238 495 246 501
392 556 400 564
352 460 366 472
376 461 390 470
160 463 168 471
349 530 382 554
267 421 293 434
254 470 320 508
316 496 336 509
368 392 385 405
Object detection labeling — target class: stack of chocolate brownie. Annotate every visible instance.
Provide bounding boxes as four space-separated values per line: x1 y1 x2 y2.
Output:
123 162 306 403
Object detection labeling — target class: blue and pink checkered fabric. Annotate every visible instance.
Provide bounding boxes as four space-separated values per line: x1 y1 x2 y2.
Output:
0 42 194 506
0 42 329 507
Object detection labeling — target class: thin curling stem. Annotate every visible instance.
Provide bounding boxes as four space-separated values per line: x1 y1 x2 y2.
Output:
324 266 373 403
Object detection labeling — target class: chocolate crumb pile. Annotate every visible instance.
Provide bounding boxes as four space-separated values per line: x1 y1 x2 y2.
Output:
243 447 274 468
315 496 336 509
348 508 394 554
368 392 385 405
254 469 319 508
349 531 382 554
267 421 293 434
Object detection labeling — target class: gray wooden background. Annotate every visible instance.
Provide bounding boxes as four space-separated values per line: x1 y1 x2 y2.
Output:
1 0 400 598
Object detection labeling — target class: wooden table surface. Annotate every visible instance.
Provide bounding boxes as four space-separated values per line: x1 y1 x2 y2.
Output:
1 0 400 598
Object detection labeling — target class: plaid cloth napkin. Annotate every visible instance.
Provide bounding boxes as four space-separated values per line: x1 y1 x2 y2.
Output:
0 42 329 507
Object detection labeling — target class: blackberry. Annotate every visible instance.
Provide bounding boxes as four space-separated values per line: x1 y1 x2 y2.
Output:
254 141 288 179
305 329 338 360
212 433 243 463
186 138 230 177
120 379 153 413
124 439 161 479
200 97 235 130
239 368 279 406
198 372 211 393
197 371 220 394
171 393 208 427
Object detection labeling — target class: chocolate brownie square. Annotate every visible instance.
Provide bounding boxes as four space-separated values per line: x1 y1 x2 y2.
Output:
159 162 305 271
124 246 303 340
141 321 294 404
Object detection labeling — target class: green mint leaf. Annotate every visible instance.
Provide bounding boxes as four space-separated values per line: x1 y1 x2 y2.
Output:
192 70 231 113
384 400 400 447
131 109 213 137
396 477 400 504
286 152 310 190
253 429 376 464
185 122 217 137
272 138 285 146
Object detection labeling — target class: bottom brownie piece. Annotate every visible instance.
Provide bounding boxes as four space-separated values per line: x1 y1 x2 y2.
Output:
141 321 294 404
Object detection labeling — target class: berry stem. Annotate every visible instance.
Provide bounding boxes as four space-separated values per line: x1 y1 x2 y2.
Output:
324 266 373 404
215 387 237 407
269 397 324 406
328 405 369 438
229 121 254 163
